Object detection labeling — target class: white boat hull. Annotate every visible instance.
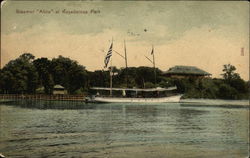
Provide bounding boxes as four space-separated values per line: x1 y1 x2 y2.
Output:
91 95 182 103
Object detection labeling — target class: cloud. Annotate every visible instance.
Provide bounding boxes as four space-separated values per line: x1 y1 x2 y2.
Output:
1 1 249 80
2 1 248 41
2 24 248 80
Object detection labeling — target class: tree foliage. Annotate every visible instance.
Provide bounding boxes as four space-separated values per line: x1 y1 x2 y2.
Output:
175 64 249 99
221 64 240 81
0 53 38 94
0 54 248 99
33 58 54 94
0 54 87 94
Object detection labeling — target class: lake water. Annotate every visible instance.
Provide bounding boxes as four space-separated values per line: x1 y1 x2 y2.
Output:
0 100 249 158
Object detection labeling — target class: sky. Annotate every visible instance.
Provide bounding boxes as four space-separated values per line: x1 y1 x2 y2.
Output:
1 1 249 80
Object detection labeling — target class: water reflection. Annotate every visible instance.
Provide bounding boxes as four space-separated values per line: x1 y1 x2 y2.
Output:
4 100 95 109
175 108 208 131
125 105 159 119
180 102 249 109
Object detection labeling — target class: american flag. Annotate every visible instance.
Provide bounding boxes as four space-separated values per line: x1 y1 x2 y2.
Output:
104 43 113 68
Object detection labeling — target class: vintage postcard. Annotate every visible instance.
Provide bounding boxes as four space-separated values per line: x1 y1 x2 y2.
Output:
0 1 249 158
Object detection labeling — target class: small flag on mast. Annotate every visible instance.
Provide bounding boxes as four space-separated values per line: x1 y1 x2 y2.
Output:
151 46 154 55
104 43 113 68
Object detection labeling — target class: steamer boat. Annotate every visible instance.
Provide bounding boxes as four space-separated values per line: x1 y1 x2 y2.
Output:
87 40 182 103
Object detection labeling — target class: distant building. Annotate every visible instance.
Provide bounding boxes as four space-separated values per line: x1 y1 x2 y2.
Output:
163 65 211 78
53 85 67 95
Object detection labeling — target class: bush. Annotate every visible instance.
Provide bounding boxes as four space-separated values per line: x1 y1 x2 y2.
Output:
218 83 239 99
200 78 219 99
144 82 155 88
174 78 193 93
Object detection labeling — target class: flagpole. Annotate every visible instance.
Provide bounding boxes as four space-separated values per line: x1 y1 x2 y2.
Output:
110 39 113 96
104 39 113 96
110 58 113 96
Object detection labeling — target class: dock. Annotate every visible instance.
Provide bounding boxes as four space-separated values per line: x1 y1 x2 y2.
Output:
0 94 85 102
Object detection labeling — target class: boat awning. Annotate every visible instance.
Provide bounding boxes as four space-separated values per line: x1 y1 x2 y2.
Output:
90 86 177 92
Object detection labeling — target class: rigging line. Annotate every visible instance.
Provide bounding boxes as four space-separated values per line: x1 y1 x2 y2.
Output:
144 55 154 64
113 50 126 59
100 49 125 60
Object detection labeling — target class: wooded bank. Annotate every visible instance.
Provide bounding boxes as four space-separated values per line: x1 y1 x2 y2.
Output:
0 53 249 100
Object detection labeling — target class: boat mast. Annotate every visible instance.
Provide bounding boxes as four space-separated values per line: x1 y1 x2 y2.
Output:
152 45 156 86
0 46 1 69
144 45 157 86
110 38 113 96
110 60 113 96
124 40 128 87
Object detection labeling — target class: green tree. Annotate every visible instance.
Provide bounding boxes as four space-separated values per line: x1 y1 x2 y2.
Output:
0 69 14 93
50 56 87 94
221 64 247 95
118 67 137 88
0 53 38 94
33 58 54 94
68 64 88 94
88 70 109 87
221 64 240 82
218 83 238 99
173 78 193 93
199 78 219 99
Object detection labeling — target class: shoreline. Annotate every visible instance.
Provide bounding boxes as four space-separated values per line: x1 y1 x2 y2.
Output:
0 98 249 108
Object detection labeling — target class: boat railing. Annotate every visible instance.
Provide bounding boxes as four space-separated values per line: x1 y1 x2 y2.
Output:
94 92 180 98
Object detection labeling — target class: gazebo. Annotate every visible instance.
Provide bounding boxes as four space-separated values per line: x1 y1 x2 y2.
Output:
53 84 67 95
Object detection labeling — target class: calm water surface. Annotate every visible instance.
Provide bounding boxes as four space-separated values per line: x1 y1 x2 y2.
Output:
0 100 249 158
